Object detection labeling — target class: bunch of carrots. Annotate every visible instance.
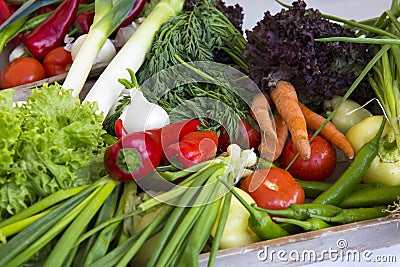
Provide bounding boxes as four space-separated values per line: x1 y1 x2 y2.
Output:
251 80 355 163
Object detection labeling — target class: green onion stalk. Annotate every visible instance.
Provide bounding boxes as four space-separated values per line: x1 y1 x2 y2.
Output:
0 145 258 266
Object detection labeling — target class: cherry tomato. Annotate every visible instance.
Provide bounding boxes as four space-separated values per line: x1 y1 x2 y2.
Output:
218 118 261 152
0 57 46 89
240 167 305 210
43 46 73 77
279 134 337 181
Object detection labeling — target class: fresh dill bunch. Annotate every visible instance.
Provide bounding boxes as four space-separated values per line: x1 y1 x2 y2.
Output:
137 0 252 135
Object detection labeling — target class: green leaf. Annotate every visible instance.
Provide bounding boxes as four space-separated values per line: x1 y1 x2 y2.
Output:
0 0 59 32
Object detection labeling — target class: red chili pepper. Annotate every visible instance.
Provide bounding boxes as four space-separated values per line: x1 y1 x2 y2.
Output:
0 0 12 25
36 5 57 15
24 0 80 59
112 0 147 35
165 131 219 169
74 10 95 35
104 131 162 182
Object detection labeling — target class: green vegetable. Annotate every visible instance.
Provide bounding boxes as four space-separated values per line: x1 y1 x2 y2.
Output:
313 116 386 205
274 217 331 231
346 116 400 186
296 179 384 198
0 177 116 266
311 206 389 224
324 95 372 134
339 185 400 208
0 16 27 54
255 203 343 221
0 84 106 219
0 0 58 31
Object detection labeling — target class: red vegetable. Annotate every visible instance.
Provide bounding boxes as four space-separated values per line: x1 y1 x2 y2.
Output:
114 119 128 139
218 118 261 152
0 0 12 25
279 134 337 181
240 167 305 210
73 10 95 35
24 0 80 59
35 5 57 15
165 130 218 169
43 46 73 77
104 131 162 181
0 57 46 89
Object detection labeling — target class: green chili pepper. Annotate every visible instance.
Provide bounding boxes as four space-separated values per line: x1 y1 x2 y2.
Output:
296 179 384 198
274 217 331 231
340 185 400 208
0 16 28 54
219 178 289 240
311 206 388 224
253 203 343 221
313 117 386 205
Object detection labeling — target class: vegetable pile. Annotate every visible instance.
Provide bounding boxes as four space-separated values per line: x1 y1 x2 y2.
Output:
2 0 400 266
244 0 374 113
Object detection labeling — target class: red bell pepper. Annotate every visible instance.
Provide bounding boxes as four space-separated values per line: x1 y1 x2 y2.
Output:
24 0 80 59
104 131 162 182
165 131 219 169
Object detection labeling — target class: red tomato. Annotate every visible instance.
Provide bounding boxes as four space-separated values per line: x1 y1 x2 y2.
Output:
218 118 261 152
240 167 305 210
43 46 73 77
0 57 46 89
279 134 337 181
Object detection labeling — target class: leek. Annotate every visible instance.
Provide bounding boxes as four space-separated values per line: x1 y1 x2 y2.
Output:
84 0 185 120
62 0 137 98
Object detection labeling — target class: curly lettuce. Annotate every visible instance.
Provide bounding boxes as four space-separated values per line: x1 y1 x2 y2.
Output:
0 83 107 219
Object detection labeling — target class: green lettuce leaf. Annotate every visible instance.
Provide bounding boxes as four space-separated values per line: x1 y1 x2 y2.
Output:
0 84 107 219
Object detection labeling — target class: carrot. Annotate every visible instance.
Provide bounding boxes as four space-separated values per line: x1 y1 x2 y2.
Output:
258 113 289 161
299 102 355 160
270 80 311 161
251 92 276 139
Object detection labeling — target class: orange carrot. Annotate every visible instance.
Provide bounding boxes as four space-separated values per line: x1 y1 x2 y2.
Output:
299 102 355 160
270 80 311 161
258 113 289 161
251 92 276 139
